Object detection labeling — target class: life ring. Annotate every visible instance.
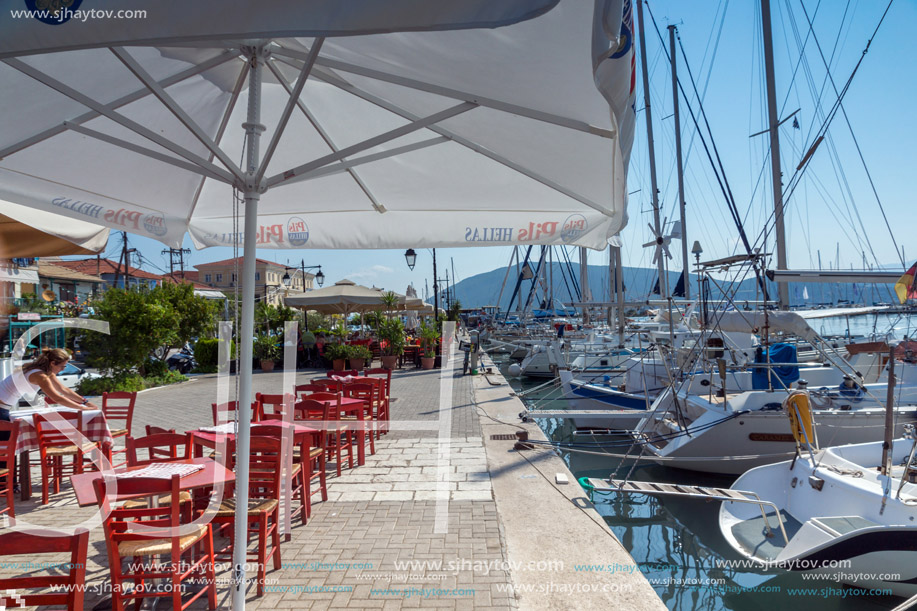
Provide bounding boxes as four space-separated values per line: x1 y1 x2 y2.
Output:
783 391 816 448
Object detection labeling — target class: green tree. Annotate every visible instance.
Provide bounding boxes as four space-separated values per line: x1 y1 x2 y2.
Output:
155 281 218 342
81 288 178 376
379 290 400 319
306 311 330 332
447 299 462 322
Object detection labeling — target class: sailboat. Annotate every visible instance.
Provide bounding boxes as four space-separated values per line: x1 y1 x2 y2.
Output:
719 355 917 597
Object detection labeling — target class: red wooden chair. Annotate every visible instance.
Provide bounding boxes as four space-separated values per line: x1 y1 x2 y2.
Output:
341 382 376 455
0 529 89 611
207 435 283 596
291 399 330 514
123 432 194 511
313 379 342 392
327 369 361 378
365 368 392 436
127 432 192 466
301 391 354 476
95 474 216 611
145 425 177 460
251 422 311 523
255 392 290 420
33 411 97 505
102 391 137 466
211 400 261 425
294 383 326 399
0 420 19 519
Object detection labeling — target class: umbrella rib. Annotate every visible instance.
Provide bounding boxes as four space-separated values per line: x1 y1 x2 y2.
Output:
110 47 246 184
62 121 230 183
3 57 237 185
254 39 324 185
292 137 450 183
0 50 237 160
264 101 477 189
310 65 611 217
189 60 250 224
272 47 614 139
266 58 390 213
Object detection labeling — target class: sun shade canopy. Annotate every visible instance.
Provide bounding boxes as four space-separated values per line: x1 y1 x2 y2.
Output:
0 0 634 251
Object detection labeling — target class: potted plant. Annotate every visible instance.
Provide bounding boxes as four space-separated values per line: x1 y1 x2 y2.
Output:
323 343 349 372
253 334 280 372
419 320 440 370
347 344 372 371
377 318 405 370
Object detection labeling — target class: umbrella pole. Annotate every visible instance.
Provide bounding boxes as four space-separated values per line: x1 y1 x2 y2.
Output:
232 44 267 611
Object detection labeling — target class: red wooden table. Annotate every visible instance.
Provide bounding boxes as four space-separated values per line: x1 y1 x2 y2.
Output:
69 457 234 507
10 407 114 501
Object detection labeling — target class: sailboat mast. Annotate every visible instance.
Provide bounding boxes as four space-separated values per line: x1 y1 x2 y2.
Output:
579 247 591 323
668 25 690 299
761 0 789 309
636 0 668 299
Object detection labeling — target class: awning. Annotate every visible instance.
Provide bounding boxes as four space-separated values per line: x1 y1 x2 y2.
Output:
0 265 39 284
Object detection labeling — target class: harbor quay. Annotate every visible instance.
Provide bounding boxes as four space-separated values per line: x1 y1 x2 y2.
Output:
0 343 664 610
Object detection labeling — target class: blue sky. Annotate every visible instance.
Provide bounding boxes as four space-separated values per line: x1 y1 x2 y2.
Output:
90 0 916 301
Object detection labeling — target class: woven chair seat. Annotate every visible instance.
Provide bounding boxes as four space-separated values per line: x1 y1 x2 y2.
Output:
45 443 97 457
215 497 278 518
117 524 207 557
0 467 8 477
109 428 129 437
122 491 192 509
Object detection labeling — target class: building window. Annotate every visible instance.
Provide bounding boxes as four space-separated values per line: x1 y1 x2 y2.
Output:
232 273 237 282
204 274 211 283
255 272 260 281
216 273 222 283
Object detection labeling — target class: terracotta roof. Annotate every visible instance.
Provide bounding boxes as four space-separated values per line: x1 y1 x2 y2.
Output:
37 261 104 283
159 273 212 290
52 258 162 280
194 257 290 269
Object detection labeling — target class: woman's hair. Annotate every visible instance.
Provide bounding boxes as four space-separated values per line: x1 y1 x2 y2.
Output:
22 348 70 374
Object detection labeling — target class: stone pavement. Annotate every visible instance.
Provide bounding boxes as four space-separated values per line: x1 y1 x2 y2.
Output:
0 357 516 610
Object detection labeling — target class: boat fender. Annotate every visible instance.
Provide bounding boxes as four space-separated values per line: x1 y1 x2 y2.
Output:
783 391 816 449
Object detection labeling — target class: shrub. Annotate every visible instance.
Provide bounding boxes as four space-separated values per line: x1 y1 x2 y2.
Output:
77 373 145 395
378 318 405 356
77 370 188 395
253 334 280 361
323 343 348 361
346 344 372 360
194 338 237 368
142 357 169 378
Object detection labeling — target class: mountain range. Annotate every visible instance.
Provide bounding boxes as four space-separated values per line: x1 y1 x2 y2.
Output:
435 263 896 310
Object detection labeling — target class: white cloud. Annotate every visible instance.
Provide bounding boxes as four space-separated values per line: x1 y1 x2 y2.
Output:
347 265 393 282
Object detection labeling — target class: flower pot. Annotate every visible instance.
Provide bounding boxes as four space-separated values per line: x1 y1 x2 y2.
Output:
349 358 365 371
421 356 435 370
332 358 346 372
380 355 398 370
260 359 275 372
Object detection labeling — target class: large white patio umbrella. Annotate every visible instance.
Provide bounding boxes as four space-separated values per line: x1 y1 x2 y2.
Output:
0 1 637 605
284 278 391 315
0 201 109 257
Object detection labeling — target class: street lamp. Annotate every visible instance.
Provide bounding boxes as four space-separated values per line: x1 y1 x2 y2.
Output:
282 261 324 290
404 248 438 313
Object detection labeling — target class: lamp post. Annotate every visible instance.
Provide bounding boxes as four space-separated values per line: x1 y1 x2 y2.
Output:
282 261 324 291
405 248 437 313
